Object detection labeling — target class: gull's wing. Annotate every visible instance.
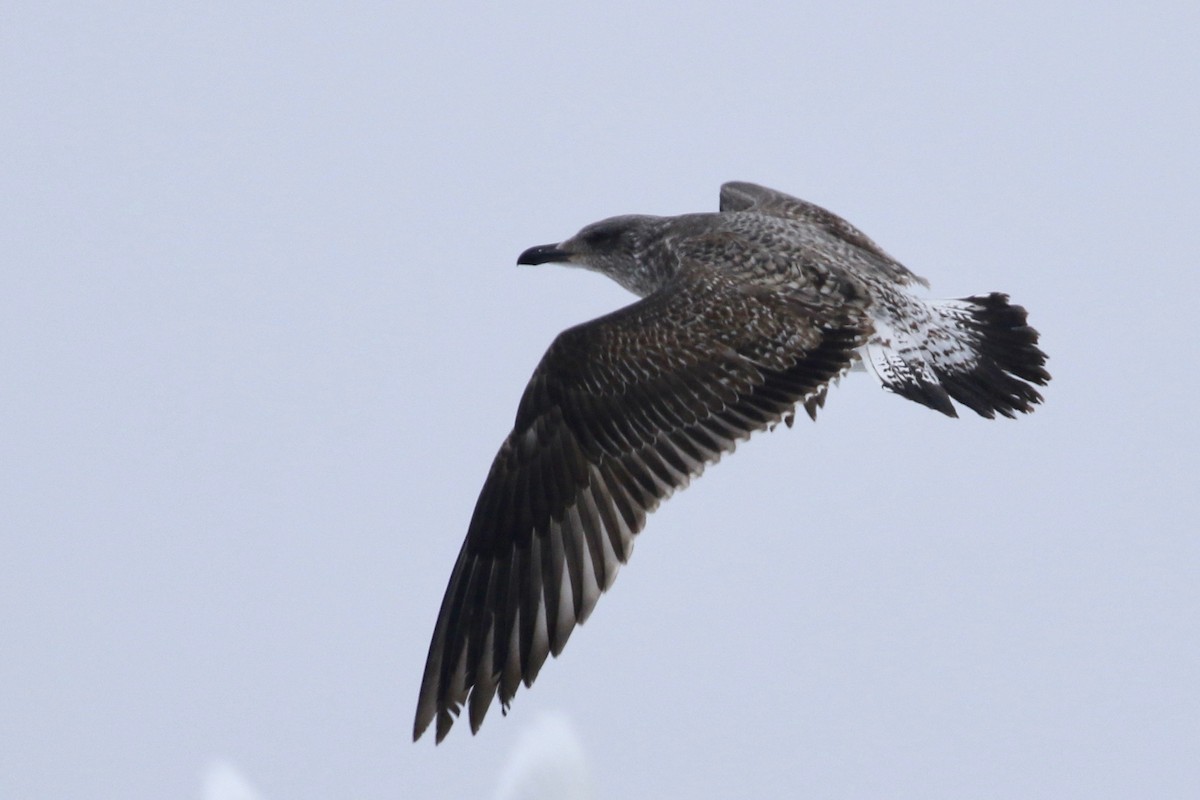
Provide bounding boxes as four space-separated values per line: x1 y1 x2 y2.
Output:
719 181 928 287
414 272 868 742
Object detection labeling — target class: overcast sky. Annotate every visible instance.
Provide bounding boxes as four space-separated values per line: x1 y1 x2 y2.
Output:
3 2 1197 798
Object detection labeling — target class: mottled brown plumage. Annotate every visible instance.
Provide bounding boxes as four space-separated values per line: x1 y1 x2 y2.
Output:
414 182 1049 742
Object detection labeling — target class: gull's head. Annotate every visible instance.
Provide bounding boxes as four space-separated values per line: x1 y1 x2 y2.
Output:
517 215 668 296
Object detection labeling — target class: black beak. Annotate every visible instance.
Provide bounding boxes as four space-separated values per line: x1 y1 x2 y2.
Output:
517 243 571 266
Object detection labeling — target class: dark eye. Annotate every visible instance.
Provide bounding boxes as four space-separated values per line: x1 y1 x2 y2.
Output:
582 227 620 248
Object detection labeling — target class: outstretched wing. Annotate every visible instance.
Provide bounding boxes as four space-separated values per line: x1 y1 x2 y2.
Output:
414 272 868 742
719 181 928 288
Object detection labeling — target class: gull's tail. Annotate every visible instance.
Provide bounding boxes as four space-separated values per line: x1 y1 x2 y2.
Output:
865 292 1050 418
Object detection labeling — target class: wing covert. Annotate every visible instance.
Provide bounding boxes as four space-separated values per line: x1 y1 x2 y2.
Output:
719 181 928 288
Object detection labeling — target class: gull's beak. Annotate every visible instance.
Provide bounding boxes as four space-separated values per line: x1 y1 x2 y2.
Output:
517 243 571 266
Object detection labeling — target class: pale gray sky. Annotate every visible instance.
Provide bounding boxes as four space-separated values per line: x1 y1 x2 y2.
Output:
3 2 1197 798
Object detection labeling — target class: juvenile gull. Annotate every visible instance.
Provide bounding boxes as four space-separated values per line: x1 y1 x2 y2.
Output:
414 181 1050 742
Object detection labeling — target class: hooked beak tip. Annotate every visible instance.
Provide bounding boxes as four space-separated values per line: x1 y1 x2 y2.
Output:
517 243 570 266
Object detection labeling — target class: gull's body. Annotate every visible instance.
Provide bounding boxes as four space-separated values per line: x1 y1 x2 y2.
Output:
414 182 1049 742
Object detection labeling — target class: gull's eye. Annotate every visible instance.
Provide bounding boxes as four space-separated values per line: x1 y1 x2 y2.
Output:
581 226 621 249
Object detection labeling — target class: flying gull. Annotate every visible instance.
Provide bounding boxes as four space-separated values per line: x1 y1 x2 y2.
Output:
414 181 1050 742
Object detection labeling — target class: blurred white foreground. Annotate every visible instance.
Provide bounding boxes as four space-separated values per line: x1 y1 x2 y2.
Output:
494 712 594 800
198 713 592 800
201 760 264 800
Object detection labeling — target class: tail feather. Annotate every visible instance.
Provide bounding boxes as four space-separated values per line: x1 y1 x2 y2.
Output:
866 292 1049 419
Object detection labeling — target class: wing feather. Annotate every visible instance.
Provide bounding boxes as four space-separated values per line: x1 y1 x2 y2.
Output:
413 272 869 741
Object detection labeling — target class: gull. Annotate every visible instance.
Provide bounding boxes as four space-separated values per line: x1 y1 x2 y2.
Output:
414 182 1050 742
